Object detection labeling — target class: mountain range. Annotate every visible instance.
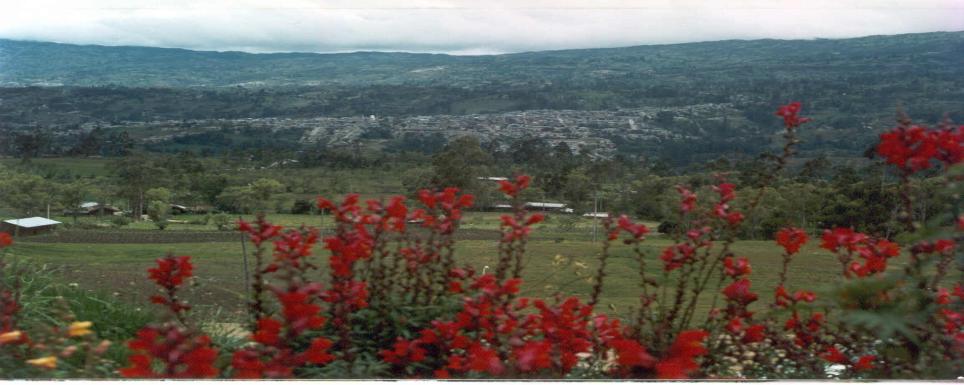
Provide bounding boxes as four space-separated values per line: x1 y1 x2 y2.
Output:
0 31 961 163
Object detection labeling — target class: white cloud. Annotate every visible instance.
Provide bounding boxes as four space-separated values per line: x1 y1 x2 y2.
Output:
0 0 961 54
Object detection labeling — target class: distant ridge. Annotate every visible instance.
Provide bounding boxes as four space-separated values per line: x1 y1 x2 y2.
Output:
1 31 961 87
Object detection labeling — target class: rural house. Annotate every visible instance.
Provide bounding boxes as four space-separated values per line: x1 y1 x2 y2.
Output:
1 217 62 236
69 202 121 216
524 202 574 213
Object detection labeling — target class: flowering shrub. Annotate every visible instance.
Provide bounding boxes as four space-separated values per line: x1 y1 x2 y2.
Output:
1 102 961 379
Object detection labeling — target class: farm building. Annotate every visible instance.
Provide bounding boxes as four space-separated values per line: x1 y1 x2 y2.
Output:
1 217 62 236
68 202 121 216
583 212 610 218
170 204 190 215
525 202 574 213
487 202 575 213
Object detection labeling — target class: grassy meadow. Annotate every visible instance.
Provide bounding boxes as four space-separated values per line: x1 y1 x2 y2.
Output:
4 211 847 324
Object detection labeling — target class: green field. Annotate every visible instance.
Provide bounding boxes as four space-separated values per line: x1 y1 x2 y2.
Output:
4 215 846 323
0 157 115 178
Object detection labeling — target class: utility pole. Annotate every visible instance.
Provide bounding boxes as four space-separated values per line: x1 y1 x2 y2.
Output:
592 191 599 243
239 216 250 297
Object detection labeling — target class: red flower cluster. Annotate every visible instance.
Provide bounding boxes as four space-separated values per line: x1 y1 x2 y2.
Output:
719 255 767 346
712 182 744 226
936 284 964 357
268 228 320 271
0 232 11 248
379 274 522 377
723 256 751 277
659 225 712 272
148 255 193 291
848 239 900 277
676 186 697 214
121 256 220 378
500 212 543 242
498 175 531 198
231 287 335 378
616 215 650 240
820 346 876 372
147 255 194 315
723 279 758 307
775 102 811 129
774 286 816 308
820 228 900 278
238 217 282 247
775 227 808 255
120 324 219 378
234 217 337 378
660 243 697 272
877 123 963 173
317 195 375 320
820 227 868 253
413 187 475 234
654 330 710 379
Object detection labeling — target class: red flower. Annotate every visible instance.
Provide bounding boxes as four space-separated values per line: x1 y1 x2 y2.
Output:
655 330 709 379
774 285 791 307
723 256 752 277
381 338 427 365
617 215 650 239
725 211 745 226
120 324 219 378
610 338 656 368
498 175 532 198
775 102 811 129
820 346 848 364
776 227 808 255
467 343 504 375
878 125 936 172
793 290 816 303
713 182 736 203
723 279 758 305
743 324 766 343
660 244 695 272
514 340 553 372
148 255 193 289
0 232 11 248
676 186 697 213
238 217 282 247
854 355 876 372
526 213 545 226
820 227 867 252
252 318 282 345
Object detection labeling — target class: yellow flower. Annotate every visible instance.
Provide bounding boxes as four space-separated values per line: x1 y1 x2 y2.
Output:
68 321 93 337
26 356 58 369
0 330 23 343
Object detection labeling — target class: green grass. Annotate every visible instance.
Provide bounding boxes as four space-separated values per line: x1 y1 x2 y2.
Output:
0 157 115 178
53 212 659 235
6 233 845 324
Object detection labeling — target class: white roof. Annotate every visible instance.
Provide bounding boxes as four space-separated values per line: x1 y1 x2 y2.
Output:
3 217 62 228
477 176 509 181
80 202 99 208
583 212 610 218
525 202 567 208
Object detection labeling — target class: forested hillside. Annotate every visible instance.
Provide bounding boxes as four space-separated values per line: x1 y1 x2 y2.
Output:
0 31 961 164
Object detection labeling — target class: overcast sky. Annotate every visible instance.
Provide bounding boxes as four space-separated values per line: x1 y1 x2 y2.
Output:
0 0 962 55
